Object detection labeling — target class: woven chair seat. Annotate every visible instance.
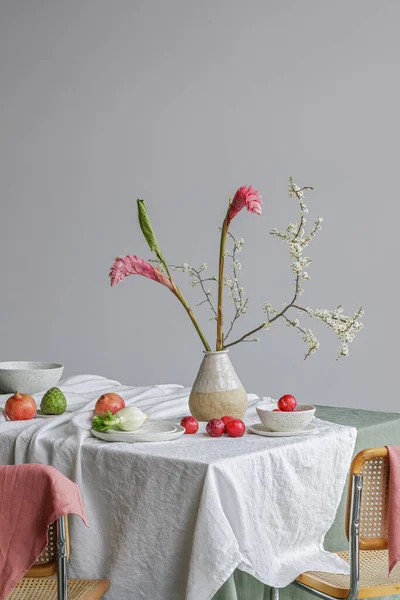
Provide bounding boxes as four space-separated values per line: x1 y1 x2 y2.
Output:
297 550 400 598
7 578 110 600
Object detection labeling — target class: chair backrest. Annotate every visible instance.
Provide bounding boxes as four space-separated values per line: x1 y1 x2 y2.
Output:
346 447 389 550
26 517 69 577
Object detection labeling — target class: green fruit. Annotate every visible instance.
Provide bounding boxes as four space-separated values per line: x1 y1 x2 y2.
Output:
40 387 67 415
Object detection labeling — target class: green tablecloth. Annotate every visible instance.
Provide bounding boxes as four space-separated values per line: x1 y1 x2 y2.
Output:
213 406 400 600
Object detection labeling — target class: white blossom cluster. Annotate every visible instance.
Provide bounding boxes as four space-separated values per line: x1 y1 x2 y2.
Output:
300 328 320 358
305 305 364 359
223 277 247 311
270 178 323 295
263 303 277 318
258 180 364 359
223 234 250 341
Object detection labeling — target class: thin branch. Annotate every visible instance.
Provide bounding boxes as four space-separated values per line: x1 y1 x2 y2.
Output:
190 266 217 317
282 315 318 360
291 185 313 239
223 231 249 343
167 264 217 317
224 298 248 343
223 274 301 349
224 302 289 349
292 304 309 313
342 306 363 334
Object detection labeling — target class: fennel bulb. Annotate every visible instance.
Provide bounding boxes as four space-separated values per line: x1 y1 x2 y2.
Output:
92 406 148 432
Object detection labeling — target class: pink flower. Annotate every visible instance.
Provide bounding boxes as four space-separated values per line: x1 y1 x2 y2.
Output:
109 255 176 294
227 185 262 223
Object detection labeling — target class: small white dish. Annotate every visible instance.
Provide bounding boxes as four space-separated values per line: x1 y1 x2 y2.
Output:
256 403 315 432
248 423 317 437
91 421 184 443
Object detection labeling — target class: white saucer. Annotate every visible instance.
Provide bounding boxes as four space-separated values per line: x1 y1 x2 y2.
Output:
248 423 317 437
91 421 185 443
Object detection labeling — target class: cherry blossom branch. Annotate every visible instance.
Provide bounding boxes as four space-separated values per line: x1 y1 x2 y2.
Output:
282 315 318 359
223 232 248 344
224 272 302 349
223 180 364 358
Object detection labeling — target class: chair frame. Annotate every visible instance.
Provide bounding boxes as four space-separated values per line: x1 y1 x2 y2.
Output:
24 515 69 599
14 514 109 599
57 516 68 600
270 470 365 600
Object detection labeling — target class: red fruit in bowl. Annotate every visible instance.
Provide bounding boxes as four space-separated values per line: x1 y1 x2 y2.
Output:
94 393 125 416
5 392 37 421
221 415 234 426
277 394 297 412
206 419 225 437
181 416 199 434
225 419 245 438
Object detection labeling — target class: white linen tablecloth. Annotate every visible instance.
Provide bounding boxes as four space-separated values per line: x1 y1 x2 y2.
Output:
0 375 356 600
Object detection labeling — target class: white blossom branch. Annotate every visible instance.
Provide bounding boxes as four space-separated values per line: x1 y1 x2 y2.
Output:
223 232 249 343
167 262 218 318
223 180 364 358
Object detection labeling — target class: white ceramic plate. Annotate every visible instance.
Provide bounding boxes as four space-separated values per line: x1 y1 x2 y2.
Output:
99 421 177 436
91 421 185 443
248 423 317 437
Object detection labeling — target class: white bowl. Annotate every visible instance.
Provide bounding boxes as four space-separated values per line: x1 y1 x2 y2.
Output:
256 403 316 432
0 361 64 394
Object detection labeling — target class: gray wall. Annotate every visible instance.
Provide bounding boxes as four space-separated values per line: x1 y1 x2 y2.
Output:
0 1 397 410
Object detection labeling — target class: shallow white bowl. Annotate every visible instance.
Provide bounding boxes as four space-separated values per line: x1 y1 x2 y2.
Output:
256 403 316 432
0 361 64 394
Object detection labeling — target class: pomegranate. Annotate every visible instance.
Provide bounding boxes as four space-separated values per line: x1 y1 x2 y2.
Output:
181 416 199 434
94 393 125 416
277 394 297 412
206 419 225 437
5 392 37 421
225 419 246 437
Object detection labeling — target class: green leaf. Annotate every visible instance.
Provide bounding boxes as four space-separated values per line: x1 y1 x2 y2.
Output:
137 199 169 274
92 410 116 432
137 200 161 253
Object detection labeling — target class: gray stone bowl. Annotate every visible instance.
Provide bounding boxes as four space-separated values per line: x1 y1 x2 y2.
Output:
0 361 64 394
256 403 316 432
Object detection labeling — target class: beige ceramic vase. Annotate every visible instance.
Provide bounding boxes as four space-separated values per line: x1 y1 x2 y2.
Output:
188 350 248 422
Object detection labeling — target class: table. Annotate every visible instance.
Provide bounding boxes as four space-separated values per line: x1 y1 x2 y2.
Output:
0 376 357 600
213 405 400 600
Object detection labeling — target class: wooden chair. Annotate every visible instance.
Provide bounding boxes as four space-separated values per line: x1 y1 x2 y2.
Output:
7 516 109 600
270 447 400 600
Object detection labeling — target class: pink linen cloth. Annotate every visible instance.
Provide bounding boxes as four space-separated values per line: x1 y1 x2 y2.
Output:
0 463 87 600
387 446 400 573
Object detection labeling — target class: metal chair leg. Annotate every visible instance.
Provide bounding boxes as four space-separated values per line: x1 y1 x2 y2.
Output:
347 474 362 600
270 587 280 600
294 473 363 600
57 516 68 600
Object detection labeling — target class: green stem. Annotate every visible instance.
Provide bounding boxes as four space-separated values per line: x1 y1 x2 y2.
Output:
172 283 211 352
216 215 229 350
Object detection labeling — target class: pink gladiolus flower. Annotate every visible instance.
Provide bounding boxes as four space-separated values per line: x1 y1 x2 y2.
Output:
227 185 262 223
109 255 176 294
